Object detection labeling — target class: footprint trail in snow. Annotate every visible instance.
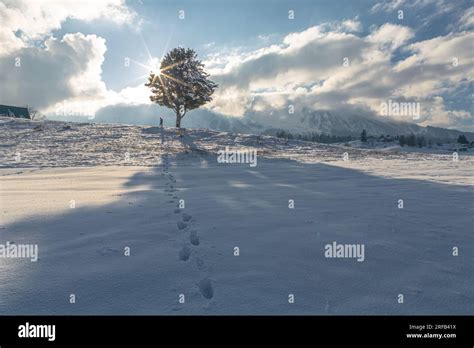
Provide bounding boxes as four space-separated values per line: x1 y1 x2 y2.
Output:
161 129 214 302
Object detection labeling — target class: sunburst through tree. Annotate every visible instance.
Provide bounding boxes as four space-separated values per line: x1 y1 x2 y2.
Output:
145 47 218 128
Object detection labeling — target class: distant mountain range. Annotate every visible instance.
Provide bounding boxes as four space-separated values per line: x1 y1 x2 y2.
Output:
47 104 473 142
253 109 474 142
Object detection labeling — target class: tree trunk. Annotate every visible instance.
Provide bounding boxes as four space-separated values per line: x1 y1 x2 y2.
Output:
175 113 181 128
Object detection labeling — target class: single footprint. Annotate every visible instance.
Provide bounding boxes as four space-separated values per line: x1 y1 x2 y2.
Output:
179 246 191 261
177 221 187 230
174 209 181 214
182 213 192 222
190 230 200 245
195 257 205 271
198 278 214 299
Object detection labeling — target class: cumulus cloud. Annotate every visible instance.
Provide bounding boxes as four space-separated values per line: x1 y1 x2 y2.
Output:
1 33 107 110
0 0 137 56
0 0 140 115
367 23 414 50
341 19 363 33
204 19 472 129
207 24 371 115
394 31 474 97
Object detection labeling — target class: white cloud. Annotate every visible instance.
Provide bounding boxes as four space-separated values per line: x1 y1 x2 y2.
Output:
371 0 450 14
419 96 472 128
0 0 143 115
206 20 472 130
341 19 363 33
0 0 137 56
371 0 460 30
458 6 474 30
367 23 414 50
207 86 253 117
1 33 108 111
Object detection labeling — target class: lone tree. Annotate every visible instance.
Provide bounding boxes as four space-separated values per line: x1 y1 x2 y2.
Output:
145 47 218 128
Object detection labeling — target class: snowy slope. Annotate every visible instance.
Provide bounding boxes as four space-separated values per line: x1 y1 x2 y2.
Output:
0 117 472 314
49 106 474 142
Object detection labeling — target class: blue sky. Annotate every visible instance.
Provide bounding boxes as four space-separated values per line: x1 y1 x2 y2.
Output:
1 0 473 130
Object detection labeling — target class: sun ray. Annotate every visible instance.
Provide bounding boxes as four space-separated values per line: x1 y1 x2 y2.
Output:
156 73 171 104
139 32 154 63
160 59 188 73
159 22 176 62
127 57 155 71
120 29 187 104
123 73 151 86
160 72 193 88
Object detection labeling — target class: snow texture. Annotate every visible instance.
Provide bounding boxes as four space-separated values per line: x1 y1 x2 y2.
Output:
0 117 472 314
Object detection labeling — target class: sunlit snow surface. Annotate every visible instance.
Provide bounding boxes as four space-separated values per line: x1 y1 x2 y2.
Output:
0 117 472 314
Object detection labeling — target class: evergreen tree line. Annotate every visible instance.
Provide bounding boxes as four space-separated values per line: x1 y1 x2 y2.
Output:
360 129 472 148
397 134 426 147
276 129 472 148
275 130 353 144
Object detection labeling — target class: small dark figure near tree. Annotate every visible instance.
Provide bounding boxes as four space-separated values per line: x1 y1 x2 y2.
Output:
145 47 218 128
360 129 367 142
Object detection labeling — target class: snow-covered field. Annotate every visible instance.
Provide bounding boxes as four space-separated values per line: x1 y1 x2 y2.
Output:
0 117 472 314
